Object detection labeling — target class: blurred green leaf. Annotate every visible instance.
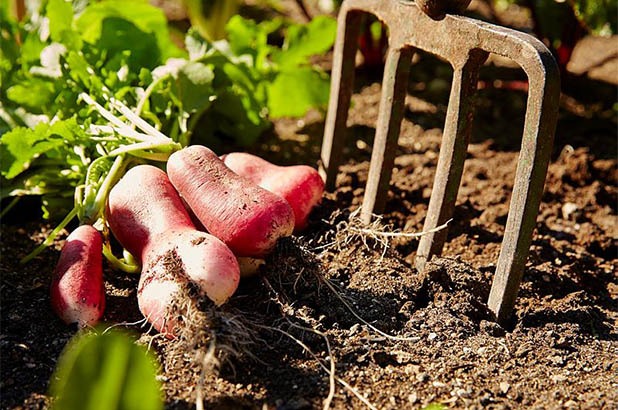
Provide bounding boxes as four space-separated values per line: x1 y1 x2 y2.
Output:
1 123 59 179
75 0 184 68
571 0 617 35
0 118 84 179
49 329 163 410
184 0 240 42
6 78 56 113
47 0 82 50
174 61 215 112
273 15 337 69
267 67 330 118
47 0 73 42
20 33 46 65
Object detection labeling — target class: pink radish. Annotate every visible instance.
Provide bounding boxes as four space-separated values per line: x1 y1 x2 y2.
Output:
167 146 295 258
221 153 324 231
51 225 105 327
107 165 240 335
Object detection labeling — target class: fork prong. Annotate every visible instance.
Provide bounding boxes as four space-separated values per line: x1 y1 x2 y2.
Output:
360 46 413 224
320 10 362 191
415 49 488 272
488 53 560 324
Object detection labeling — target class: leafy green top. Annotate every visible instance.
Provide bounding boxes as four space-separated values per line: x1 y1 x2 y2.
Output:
0 0 336 265
1 0 336 221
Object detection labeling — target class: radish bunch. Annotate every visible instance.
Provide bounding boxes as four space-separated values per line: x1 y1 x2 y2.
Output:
49 146 324 335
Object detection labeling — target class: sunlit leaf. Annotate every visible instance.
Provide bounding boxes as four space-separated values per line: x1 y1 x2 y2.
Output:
49 329 163 410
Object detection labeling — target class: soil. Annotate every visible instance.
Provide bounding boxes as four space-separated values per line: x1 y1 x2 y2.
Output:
1 4 617 410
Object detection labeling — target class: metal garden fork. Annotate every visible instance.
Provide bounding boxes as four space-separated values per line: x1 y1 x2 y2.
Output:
319 0 560 324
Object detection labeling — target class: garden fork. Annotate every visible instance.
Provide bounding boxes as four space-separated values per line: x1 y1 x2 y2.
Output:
319 0 560 324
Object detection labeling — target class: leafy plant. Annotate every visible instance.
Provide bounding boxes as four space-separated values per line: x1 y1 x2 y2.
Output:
490 0 616 71
0 0 336 231
183 0 240 41
49 329 163 410
494 0 616 37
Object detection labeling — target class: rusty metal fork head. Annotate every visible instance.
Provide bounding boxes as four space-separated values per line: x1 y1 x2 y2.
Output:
320 0 560 324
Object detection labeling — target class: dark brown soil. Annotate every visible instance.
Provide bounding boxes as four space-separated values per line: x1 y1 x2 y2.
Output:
1 8 617 409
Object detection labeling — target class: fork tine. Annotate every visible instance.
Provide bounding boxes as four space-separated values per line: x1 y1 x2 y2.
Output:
320 9 362 191
415 49 488 272
488 51 560 323
321 0 560 324
360 46 413 224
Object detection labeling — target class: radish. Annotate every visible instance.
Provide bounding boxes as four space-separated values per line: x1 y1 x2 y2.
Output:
221 153 324 231
51 225 105 327
107 165 240 335
167 146 295 257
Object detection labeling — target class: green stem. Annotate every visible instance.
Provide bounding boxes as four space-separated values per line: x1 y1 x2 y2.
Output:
82 155 127 224
180 105 209 147
127 151 173 162
102 244 141 274
106 141 180 157
0 103 19 128
20 207 78 264
93 156 126 211
134 74 170 118
108 97 170 141
0 197 20 220
167 115 179 142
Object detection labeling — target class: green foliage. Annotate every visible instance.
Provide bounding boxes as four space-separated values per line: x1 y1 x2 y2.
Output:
49 329 163 410
571 0 617 36
75 0 184 68
267 67 330 118
273 15 338 69
183 0 240 42
0 0 335 222
494 0 616 37
1 119 84 179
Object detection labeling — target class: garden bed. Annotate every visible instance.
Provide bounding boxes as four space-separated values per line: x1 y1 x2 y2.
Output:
2 72 616 409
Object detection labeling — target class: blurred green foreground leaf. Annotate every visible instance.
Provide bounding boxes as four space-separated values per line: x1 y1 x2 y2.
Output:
49 329 163 410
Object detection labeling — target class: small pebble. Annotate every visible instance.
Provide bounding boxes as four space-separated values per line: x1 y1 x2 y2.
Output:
428 332 438 341
499 382 510 394
562 202 578 220
551 356 565 366
515 344 532 358
408 393 418 404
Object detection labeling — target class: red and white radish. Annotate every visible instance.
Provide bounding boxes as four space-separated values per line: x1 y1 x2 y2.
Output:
107 165 240 335
51 225 105 327
221 153 324 231
167 146 295 258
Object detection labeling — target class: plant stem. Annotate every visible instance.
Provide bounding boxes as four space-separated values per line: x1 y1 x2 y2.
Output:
106 141 180 157
107 97 170 141
134 74 170 118
102 243 141 273
0 197 20 220
21 207 78 264
92 155 126 213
